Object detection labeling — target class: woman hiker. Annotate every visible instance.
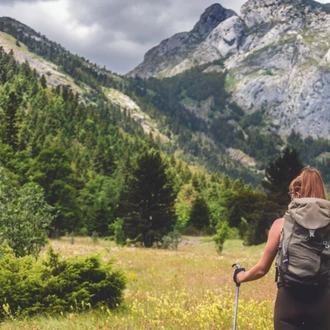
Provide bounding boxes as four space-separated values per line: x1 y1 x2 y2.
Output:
233 167 330 330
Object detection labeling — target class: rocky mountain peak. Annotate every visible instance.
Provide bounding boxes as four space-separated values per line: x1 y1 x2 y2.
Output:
128 3 241 78
191 3 237 38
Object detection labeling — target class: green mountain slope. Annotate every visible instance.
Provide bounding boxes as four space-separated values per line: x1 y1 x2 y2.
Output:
0 16 264 185
2 16 330 187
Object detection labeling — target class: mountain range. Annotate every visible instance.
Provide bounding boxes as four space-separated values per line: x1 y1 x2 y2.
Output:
130 0 330 140
2 0 330 186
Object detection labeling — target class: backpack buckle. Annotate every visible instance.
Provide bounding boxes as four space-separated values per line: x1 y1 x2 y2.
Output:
309 230 315 238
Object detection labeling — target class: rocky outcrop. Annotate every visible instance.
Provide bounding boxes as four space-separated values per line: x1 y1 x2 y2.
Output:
227 0 330 138
129 0 330 139
127 4 240 78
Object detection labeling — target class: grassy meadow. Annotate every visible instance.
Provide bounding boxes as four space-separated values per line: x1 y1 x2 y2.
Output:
0 237 276 330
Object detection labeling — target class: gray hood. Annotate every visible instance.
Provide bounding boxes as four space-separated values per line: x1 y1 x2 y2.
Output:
287 197 330 230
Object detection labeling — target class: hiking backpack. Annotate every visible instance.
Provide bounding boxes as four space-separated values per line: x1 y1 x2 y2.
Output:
276 197 330 287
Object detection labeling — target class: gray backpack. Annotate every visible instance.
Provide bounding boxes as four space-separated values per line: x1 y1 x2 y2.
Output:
276 197 330 287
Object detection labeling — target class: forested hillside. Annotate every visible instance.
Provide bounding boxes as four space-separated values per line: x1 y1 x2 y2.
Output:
1 16 330 252
0 48 223 238
125 65 330 187
2 16 330 188
0 17 263 185
0 42 298 252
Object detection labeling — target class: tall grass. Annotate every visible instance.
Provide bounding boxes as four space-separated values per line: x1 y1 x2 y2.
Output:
0 237 276 329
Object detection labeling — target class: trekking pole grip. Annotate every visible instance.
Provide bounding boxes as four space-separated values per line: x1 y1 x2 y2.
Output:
232 263 245 287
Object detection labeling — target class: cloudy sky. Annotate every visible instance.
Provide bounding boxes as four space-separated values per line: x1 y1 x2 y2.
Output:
0 0 329 75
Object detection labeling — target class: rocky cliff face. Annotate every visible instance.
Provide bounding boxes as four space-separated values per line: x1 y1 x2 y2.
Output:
128 0 330 139
128 4 241 78
230 0 330 138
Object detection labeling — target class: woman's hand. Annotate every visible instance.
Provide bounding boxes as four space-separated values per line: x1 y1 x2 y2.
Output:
233 266 245 285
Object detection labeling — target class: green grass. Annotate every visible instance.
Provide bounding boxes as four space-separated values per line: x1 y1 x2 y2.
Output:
0 237 275 329
225 71 237 89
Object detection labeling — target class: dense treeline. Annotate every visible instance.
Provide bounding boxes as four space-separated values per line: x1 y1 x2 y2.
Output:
124 66 299 183
126 67 330 183
0 47 291 252
124 67 263 186
0 46 140 238
287 131 330 186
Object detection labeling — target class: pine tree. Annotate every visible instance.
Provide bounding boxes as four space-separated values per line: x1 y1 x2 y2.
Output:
27 147 81 235
119 149 176 247
40 74 47 89
2 89 21 151
262 147 304 214
188 195 210 230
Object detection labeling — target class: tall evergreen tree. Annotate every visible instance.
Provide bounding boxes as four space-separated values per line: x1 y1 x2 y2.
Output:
262 147 304 215
187 195 210 230
1 89 21 151
27 147 81 235
119 149 176 247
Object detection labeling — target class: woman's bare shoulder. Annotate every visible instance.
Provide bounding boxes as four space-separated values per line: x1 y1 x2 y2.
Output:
272 217 284 229
267 217 284 242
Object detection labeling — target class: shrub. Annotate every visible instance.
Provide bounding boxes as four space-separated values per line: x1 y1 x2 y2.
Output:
0 169 54 259
0 246 126 318
110 218 125 246
213 221 229 253
161 230 181 250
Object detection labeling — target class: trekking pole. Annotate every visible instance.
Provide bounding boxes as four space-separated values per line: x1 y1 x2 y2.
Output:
232 263 244 330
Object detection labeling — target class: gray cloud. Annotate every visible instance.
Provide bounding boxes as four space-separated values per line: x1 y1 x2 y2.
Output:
5 0 329 75
0 0 245 73
61 0 245 73
0 0 55 4
66 0 200 45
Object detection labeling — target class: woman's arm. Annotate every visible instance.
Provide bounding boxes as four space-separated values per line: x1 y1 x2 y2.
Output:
235 217 284 284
